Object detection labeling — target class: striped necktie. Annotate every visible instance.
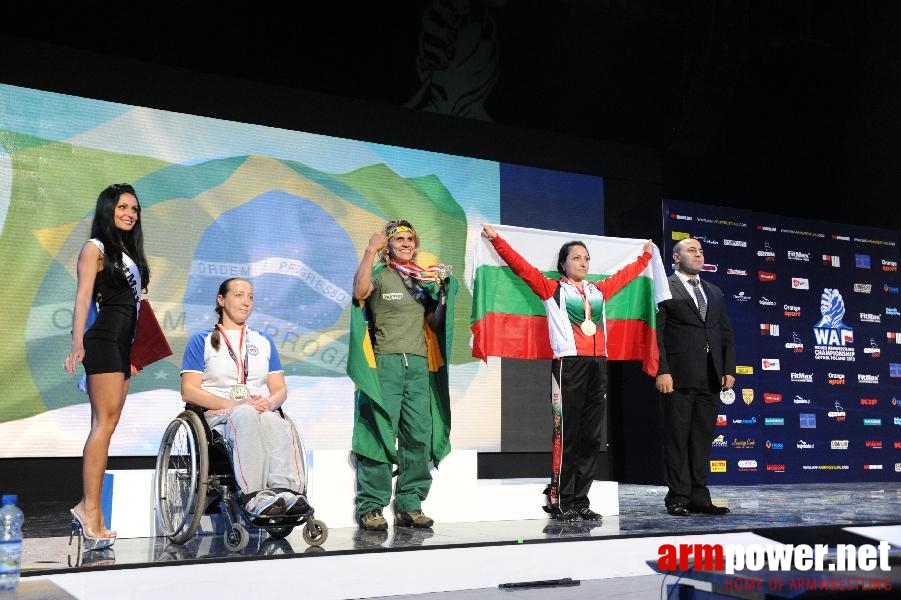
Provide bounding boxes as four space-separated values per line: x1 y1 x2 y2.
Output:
688 279 707 321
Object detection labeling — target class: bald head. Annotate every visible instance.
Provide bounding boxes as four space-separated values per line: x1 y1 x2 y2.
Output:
673 238 704 276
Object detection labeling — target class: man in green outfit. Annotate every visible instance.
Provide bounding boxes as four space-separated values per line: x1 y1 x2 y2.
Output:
350 219 453 531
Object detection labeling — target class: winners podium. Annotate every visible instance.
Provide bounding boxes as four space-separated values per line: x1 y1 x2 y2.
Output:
102 449 620 537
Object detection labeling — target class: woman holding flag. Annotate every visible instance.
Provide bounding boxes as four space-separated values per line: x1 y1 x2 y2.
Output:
480 224 653 522
350 219 455 531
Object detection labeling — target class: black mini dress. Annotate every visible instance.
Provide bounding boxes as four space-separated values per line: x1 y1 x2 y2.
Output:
82 263 139 378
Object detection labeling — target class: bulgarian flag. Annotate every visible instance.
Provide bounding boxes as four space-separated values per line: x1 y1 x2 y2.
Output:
471 224 671 376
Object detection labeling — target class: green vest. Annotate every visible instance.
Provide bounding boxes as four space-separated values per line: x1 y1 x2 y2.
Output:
367 267 431 356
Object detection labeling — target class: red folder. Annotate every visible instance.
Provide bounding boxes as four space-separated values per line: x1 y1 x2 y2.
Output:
130 299 173 370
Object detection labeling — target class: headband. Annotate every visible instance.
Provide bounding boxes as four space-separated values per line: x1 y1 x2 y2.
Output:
386 225 415 240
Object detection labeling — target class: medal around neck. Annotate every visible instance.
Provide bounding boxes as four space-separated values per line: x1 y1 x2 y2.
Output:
580 320 597 336
230 384 251 402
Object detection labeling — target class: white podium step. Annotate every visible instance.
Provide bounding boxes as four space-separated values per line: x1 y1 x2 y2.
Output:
105 469 157 539
103 450 620 537
308 449 620 529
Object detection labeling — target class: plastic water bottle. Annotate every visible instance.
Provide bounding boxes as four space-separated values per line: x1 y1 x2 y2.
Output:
0 494 24 591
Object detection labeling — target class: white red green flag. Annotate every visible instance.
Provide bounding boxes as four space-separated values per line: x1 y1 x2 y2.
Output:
470 224 671 376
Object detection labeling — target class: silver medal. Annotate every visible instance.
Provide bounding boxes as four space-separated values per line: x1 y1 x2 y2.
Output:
580 320 597 336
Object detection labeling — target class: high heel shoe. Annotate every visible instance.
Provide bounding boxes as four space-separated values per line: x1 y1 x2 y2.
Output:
69 508 116 551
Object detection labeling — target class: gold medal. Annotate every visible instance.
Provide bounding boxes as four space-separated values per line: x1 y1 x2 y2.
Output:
230 384 251 402
580 320 597 336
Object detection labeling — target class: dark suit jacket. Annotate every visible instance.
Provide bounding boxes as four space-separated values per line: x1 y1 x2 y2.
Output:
656 273 736 389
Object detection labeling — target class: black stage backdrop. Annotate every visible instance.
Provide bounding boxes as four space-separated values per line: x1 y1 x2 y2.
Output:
663 199 901 484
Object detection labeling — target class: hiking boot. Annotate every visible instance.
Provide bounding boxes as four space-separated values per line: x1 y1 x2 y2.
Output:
358 509 388 531
394 510 434 528
575 506 602 522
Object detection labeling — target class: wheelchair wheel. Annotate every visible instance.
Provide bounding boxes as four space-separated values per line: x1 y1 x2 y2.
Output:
154 410 209 544
302 518 328 546
224 523 250 552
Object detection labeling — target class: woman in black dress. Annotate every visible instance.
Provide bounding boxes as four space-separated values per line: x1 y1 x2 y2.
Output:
64 183 151 549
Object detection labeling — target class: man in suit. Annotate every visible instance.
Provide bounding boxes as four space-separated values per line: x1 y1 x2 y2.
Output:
655 237 735 516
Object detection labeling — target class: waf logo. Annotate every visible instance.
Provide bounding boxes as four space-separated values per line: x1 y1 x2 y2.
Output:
813 288 854 347
791 277 809 289
716 415 728 427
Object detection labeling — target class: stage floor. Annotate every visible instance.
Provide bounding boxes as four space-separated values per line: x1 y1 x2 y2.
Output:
16 482 901 599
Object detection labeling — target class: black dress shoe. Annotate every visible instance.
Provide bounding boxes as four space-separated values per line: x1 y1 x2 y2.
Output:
667 503 690 516
688 503 730 515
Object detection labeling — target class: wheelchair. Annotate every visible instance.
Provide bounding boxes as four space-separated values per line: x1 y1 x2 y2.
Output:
153 405 328 552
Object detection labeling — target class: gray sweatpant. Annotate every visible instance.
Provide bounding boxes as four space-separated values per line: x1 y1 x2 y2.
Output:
206 404 305 495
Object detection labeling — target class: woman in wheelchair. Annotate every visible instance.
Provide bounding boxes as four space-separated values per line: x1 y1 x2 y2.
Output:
180 277 310 518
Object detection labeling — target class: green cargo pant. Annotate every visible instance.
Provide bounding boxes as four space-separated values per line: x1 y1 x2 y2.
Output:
355 353 432 516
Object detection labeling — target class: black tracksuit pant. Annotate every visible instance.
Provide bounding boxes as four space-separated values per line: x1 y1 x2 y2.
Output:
548 355 607 511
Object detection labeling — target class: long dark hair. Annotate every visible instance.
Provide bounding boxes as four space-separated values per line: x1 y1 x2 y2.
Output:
90 183 151 290
556 241 588 275
210 278 249 350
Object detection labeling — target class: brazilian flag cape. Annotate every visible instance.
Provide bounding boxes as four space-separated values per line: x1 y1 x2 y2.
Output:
348 263 457 466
